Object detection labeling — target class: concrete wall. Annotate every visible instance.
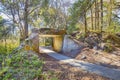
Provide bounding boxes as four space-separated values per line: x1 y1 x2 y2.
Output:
62 35 83 57
53 35 63 52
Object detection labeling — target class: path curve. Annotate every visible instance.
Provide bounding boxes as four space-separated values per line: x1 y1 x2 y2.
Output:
40 47 120 80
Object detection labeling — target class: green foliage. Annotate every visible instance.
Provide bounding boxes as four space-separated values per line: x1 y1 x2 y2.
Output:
0 51 44 80
0 45 7 54
0 40 19 54
0 39 58 80
0 40 43 80
67 0 95 34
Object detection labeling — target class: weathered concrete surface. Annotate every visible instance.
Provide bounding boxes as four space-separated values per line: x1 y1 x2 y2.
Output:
27 28 66 53
53 35 63 52
40 47 120 80
62 35 83 57
25 28 39 53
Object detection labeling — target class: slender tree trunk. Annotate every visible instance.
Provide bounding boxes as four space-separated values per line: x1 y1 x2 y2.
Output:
96 1 99 30
24 0 29 40
100 0 103 32
4 38 7 49
91 7 94 30
108 0 113 27
95 0 97 30
84 11 87 36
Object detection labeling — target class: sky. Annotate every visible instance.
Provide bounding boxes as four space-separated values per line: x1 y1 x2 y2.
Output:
0 13 9 19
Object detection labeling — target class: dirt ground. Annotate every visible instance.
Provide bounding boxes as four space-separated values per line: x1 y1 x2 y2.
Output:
38 53 110 80
63 47 120 69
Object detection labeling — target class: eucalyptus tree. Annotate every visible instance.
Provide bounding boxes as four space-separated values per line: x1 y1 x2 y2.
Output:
0 0 48 42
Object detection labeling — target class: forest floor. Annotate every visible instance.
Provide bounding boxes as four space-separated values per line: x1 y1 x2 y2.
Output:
63 48 120 69
38 53 110 80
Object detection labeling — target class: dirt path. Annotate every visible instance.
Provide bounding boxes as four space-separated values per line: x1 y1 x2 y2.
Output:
39 53 109 80
39 47 120 80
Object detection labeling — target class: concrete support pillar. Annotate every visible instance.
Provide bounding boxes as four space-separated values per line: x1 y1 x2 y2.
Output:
53 35 63 52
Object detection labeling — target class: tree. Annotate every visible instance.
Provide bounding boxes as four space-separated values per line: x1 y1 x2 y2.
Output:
90 6 94 30
100 0 103 32
69 0 95 35
0 0 48 42
39 0 67 30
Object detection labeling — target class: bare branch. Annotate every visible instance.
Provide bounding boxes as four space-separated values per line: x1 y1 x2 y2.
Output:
28 5 42 15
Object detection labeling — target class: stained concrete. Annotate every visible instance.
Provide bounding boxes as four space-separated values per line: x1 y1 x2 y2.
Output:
62 35 83 57
40 47 120 80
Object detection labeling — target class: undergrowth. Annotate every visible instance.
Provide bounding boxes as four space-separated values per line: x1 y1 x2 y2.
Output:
0 40 58 80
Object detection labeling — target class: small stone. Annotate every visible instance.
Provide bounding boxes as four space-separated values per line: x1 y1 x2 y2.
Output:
94 51 99 55
81 55 87 59
93 46 98 50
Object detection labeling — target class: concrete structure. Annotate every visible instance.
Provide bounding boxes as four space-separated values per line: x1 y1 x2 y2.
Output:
26 28 84 54
62 35 84 57
26 28 66 53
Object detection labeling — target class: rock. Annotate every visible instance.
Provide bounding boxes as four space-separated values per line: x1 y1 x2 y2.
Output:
85 36 98 48
94 51 99 55
100 43 106 50
81 55 87 59
93 46 98 50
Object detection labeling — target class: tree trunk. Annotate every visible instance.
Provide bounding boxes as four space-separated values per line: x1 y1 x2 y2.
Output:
91 7 94 30
108 0 113 27
100 0 103 32
94 0 97 30
96 1 99 30
23 0 29 42
84 11 87 36
19 0 29 43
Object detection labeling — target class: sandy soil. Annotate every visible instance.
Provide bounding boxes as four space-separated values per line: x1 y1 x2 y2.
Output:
38 53 110 80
